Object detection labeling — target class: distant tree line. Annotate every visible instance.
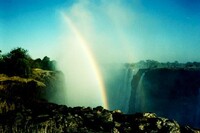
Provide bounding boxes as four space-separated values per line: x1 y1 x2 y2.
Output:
0 47 56 77
127 60 200 69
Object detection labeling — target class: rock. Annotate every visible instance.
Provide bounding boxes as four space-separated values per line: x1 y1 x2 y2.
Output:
0 97 199 133
100 112 113 122
112 110 122 114
112 127 120 133
129 68 200 128
143 113 157 118
181 126 200 133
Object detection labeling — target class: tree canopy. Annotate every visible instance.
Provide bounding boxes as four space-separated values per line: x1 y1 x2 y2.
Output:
0 47 56 77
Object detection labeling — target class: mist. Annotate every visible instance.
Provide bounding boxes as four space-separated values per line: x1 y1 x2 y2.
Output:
58 0 137 63
55 0 137 108
54 0 200 109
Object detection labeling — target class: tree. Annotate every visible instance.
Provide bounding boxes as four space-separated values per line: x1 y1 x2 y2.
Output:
146 60 158 68
32 58 42 68
0 47 57 76
42 56 50 70
41 56 56 71
0 50 3 73
3 47 32 77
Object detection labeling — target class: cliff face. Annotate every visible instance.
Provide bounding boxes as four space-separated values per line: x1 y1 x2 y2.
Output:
31 68 66 104
0 74 46 100
129 68 200 128
0 69 65 104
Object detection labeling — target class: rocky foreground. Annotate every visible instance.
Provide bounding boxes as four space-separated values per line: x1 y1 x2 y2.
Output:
0 97 199 133
0 69 200 133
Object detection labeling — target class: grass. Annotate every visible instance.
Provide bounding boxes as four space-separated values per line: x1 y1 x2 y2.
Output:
0 72 46 91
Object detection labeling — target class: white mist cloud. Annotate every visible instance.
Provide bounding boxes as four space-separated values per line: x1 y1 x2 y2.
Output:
56 0 139 108
61 0 138 64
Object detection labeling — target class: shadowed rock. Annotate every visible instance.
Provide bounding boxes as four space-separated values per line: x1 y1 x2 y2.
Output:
0 97 199 133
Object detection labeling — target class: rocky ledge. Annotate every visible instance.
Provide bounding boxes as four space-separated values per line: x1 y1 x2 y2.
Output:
0 98 199 133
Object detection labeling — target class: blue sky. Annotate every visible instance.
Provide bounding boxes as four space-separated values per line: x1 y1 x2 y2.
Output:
1 0 200 62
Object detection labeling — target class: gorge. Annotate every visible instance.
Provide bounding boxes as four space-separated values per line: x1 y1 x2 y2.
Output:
1 60 200 132
106 63 200 129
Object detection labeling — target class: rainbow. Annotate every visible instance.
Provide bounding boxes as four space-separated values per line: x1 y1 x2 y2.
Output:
61 13 109 109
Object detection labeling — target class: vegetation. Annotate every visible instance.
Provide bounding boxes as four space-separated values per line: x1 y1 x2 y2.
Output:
127 60 200 69
0 47 56 78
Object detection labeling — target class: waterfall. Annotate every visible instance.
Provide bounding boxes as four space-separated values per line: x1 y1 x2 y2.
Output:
135 72 146 112
118 67 134 113
104 65 136 113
